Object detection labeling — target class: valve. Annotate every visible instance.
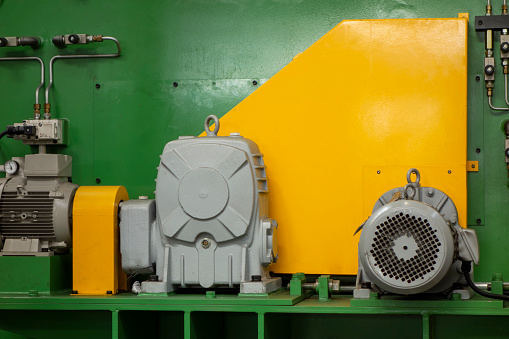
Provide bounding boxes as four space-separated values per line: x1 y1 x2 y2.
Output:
52 34 104 48
0 36 40 48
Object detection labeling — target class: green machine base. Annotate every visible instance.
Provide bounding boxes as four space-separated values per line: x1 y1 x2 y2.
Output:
350 294 504 309
0 254 72 295
0 292 507 339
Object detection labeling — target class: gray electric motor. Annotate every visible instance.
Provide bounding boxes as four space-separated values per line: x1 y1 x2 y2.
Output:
120 115 281 294
0 154 78 255
354 168 479 299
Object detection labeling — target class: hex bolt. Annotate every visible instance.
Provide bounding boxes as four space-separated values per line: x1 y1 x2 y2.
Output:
476 148 481 153
96 178 101 184
477 219 482 224
426 188 435 197
377 170 381 174
173 82 178 87
95 84 101 89
471 163 476 169
201 238 211 249
476 75 481 81
252 80 258 86
448 170 452 174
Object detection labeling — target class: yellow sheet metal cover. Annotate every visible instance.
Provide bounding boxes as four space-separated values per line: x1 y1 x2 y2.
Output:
72 186 128 295
205 18 468 275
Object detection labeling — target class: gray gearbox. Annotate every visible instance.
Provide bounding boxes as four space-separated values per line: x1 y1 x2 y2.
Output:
120 115 281 294
354 168 479 299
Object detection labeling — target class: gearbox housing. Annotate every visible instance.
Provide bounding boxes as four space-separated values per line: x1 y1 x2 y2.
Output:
120 115 280 294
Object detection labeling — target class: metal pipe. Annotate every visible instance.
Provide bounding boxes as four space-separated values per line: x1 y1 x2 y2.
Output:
474 282 509 291
44 36 121 119
489 95 509 110
504 74 509 106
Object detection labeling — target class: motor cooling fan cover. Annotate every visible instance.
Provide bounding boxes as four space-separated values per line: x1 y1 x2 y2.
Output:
359 199 455 295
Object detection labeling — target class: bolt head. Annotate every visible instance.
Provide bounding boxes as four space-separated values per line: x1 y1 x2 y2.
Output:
426 188 434 197
331 280 340 291
201 238 211 249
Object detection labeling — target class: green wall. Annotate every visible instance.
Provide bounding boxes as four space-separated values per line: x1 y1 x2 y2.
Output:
0 0 505 281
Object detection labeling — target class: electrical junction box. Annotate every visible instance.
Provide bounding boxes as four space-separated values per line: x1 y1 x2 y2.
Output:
13 119 65 145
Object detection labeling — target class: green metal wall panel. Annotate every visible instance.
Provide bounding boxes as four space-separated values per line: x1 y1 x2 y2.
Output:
1 1 509 337
0 0 503 279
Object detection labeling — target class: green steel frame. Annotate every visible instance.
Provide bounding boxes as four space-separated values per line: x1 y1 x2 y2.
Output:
1 0 509 338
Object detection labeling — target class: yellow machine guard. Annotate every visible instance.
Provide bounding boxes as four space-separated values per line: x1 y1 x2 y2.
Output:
72 186 128 295
204 18 468 275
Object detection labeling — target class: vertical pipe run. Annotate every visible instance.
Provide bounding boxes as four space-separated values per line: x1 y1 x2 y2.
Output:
44 37 121 119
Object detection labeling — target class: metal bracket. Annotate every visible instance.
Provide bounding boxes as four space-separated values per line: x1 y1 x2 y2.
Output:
467 161 479 172
475 15 509 31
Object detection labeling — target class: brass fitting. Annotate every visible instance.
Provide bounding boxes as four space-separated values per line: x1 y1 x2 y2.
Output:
503 4 508 14
487 5 492 14
44 103 51 114
488 88 493 97
505 65 509 74
34 104 41 114
92 35 103 42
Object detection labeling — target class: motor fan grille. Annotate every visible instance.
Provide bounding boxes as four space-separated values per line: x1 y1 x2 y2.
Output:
369 211 442 285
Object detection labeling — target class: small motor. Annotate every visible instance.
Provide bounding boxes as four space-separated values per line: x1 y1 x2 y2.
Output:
120 115 281 294
0 154 78 255
354 168 479 299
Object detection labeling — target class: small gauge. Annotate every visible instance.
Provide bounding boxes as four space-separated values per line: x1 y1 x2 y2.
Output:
4 160 19 175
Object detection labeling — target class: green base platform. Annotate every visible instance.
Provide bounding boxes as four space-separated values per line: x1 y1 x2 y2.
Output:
0 292 507 339
0 254 72 295
350 294 504 309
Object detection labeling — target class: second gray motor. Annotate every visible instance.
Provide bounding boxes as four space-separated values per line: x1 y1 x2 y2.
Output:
355 168 479 299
